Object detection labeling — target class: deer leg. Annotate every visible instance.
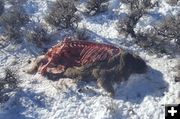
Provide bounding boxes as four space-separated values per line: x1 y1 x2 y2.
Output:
39 58 52 74
97 78 115 97
93 69 115 96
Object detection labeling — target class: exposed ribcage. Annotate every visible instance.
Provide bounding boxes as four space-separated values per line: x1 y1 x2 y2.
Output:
38 38 122 75
80 47 110 65
46 39 121 66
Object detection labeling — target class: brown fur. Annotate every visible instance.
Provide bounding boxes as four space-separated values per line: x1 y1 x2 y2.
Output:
63 52 148 96
26 52 147 96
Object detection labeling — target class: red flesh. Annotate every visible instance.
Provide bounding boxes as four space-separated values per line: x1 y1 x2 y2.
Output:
38 38 122 75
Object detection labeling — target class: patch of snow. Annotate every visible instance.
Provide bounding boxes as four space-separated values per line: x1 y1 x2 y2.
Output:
0 0 179 119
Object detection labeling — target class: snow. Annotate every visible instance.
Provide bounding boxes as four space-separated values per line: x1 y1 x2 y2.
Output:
0 0 180 119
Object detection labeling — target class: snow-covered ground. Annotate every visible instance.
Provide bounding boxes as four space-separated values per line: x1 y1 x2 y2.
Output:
0 0 180 119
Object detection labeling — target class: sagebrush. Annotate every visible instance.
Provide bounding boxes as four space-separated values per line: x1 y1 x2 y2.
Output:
45 0 80 29
121 0 155 11
117 0 156 37
117 9 145 37
73 27 89 41
85 0 109 15
0 0 4 16
6 0 27 5
0 69 19 103
0 6 29 40
135 15 180 55
116 0 180 55
166 0 178 6
26 25 49 47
